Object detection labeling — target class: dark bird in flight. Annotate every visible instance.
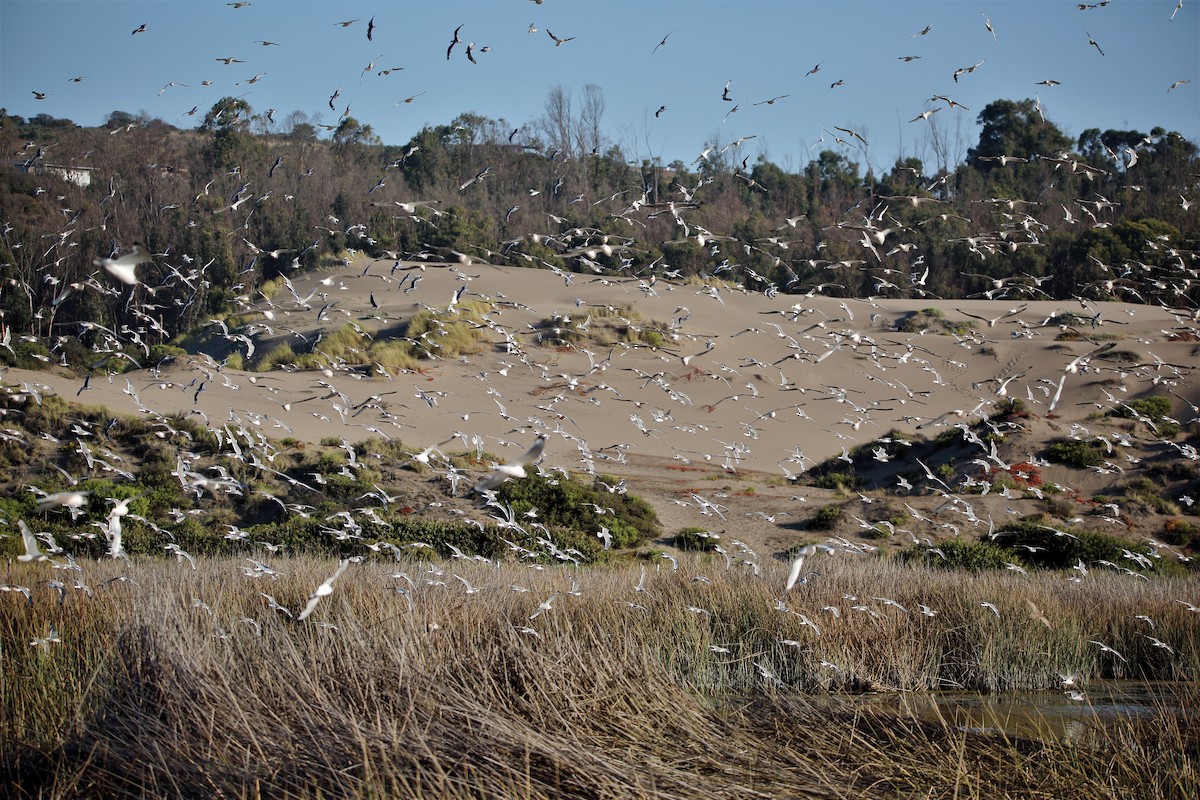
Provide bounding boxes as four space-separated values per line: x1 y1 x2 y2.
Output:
448 24 464 59
833 125 868 145
131 23 147 35
953 59 985 82
367 16 375 41
547 29 575 46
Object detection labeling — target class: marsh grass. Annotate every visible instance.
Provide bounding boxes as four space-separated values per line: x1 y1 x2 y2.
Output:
3 555 1197 799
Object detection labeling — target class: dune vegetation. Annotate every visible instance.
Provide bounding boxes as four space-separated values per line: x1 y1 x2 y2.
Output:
0 387 1196 797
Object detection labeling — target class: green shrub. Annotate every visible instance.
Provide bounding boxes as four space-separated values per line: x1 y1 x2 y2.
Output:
1162 518 1200 551
243 515 502 559
987 516 1151 570
1044 439 1107 469
254 343 300 372
992 398 1029 419
497 472 660 560
896 308 950 333
1112 395 1172 421
640 330 665 348
4 337 53 369
673 527 721 551
809 504 843 531
400 299 491 359
1123 477 1182 514
148 344 188 365
1110 395 1178 436
366 340 420 373
808 471 858 492
896 539 1012 572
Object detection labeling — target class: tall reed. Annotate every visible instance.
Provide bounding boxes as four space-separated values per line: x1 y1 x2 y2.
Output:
3 554 1197 798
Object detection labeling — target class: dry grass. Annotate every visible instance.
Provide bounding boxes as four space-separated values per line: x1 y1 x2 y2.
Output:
3 554 1198 799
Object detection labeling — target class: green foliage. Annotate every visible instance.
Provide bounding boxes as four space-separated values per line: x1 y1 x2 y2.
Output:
365 341 420 373
896 308 972 334
968 98 1073 170
992 397 1029 419
1162 519 1200 552
989 516 1150 570
497 472 659 559
201 96 253 133
2 94 1197 373
240 515 500 560
805 466 859 492
147 344 188 365
399 300 492 360
672 527 721 552
1110 395 1178 435
254 343 300 372
3 337 52 369
896 539 1012 572
641 330 665 348
896 311 935 333
808 504 843 531
1122 476 1181 515
1044 439 1107 469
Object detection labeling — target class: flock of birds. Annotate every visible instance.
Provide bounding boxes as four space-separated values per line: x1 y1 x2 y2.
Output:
3 3 1198 697
7 433 1197 700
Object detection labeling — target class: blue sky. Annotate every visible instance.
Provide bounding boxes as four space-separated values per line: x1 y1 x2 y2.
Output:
2 0 1196 174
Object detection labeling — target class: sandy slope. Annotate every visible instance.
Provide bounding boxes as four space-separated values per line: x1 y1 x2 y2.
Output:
6 258 1198 551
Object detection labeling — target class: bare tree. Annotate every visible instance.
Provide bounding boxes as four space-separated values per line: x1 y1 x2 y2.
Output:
579 83 606 155
924 114 969 177
536 83 607 159
539 85 574 156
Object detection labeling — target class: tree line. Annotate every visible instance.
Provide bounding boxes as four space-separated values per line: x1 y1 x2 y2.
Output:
1 93 1197 368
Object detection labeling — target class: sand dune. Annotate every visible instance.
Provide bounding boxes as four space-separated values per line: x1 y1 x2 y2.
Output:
6 257 1197 549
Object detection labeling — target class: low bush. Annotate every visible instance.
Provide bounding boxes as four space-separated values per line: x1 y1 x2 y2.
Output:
808 504 843 531
497 472 660 560
896 539 1012 572
1044 439 1107 469
673 527 722 552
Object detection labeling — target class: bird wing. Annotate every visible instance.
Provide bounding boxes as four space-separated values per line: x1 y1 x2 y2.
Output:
512 435 547 468
18 520 47 561
784 557 805 592
298 559 350 621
